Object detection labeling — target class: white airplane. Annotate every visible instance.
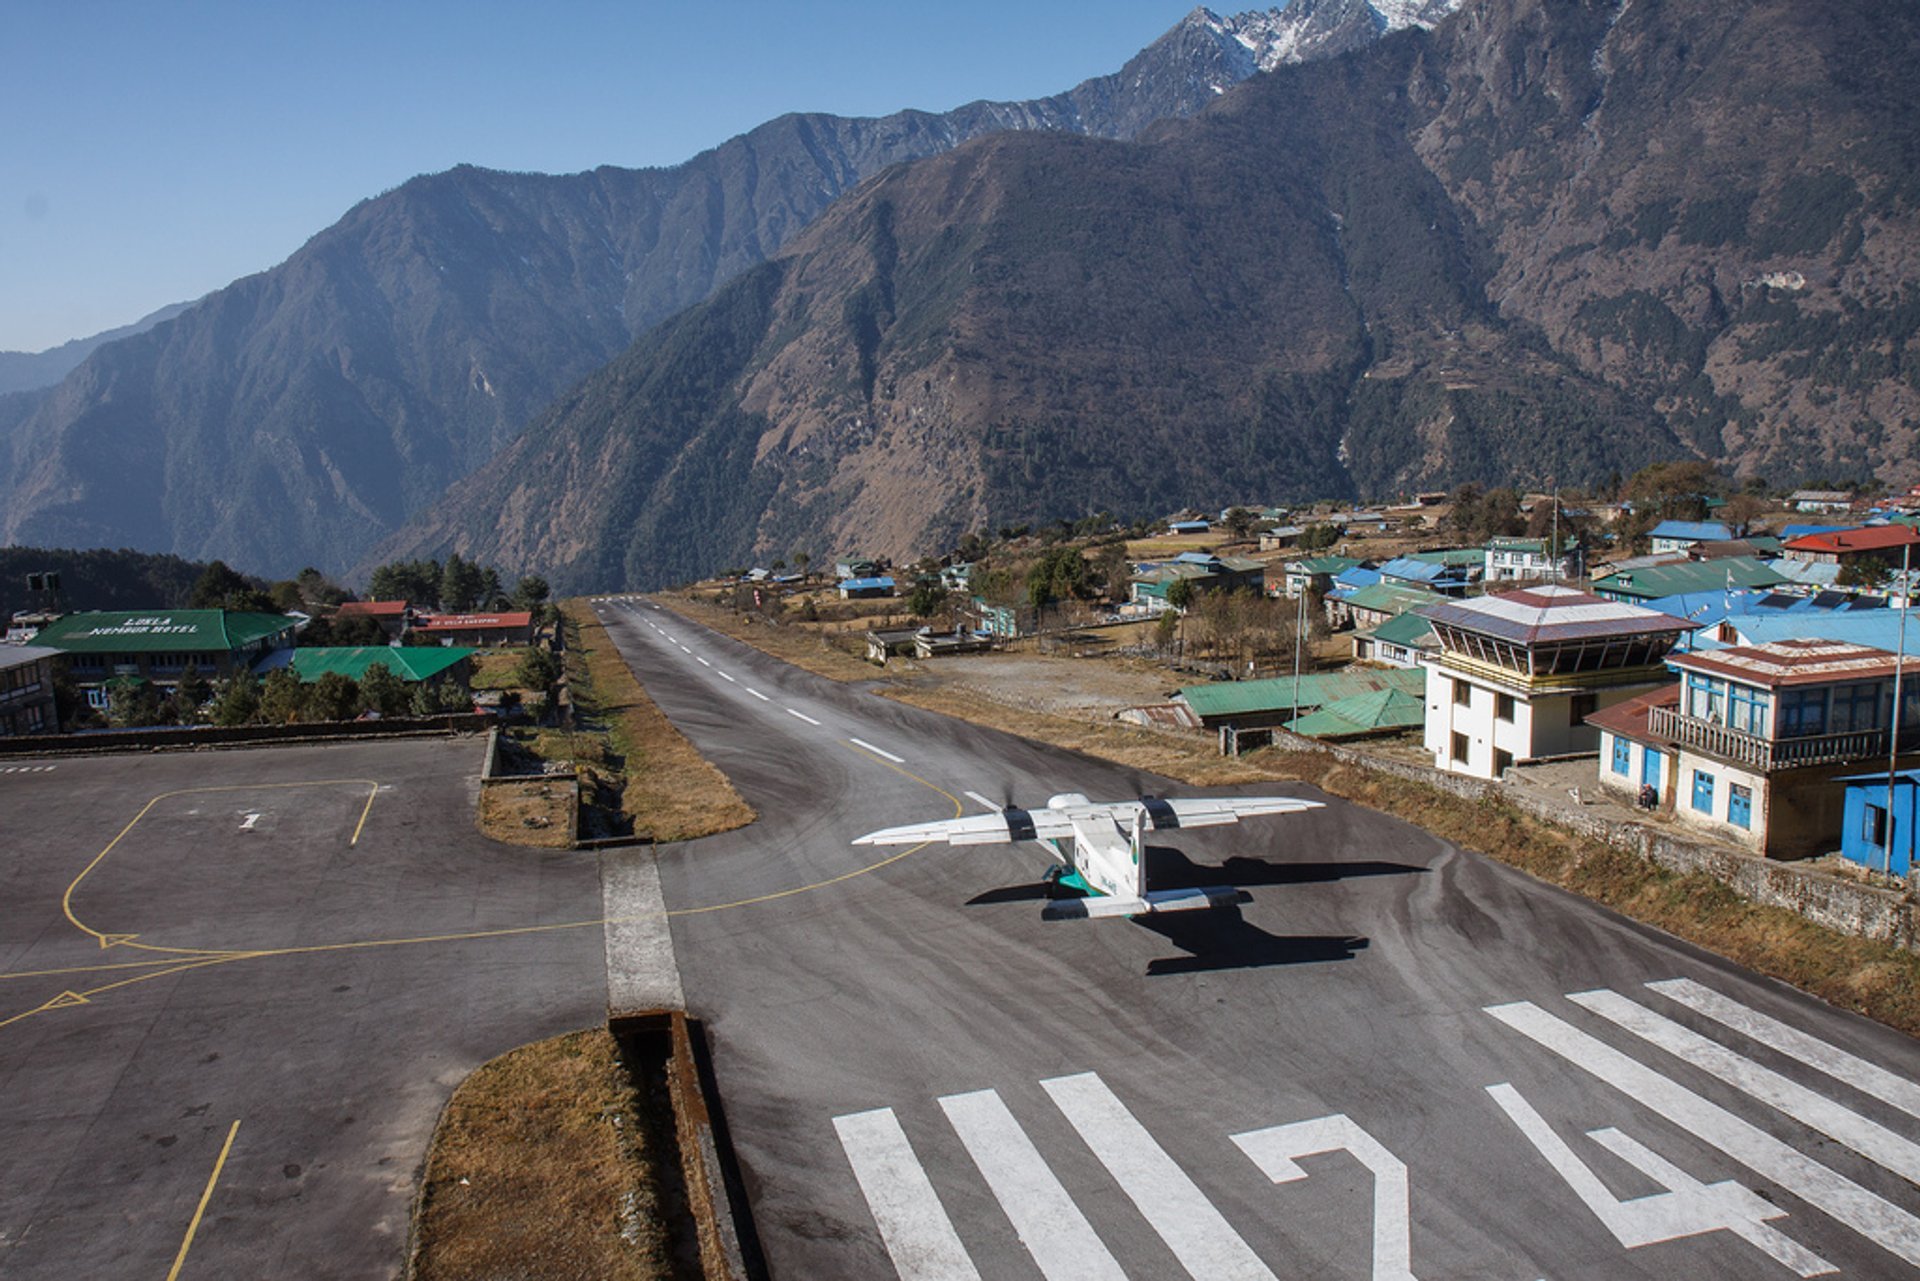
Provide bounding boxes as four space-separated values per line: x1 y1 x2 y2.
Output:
852 791 1323 920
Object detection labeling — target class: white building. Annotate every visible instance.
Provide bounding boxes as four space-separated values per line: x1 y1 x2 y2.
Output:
1483 536 1583 583
1420 586 1695 779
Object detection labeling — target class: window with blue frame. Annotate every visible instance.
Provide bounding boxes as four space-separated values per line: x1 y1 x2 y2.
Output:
1692 769 1715 814
1728 784 1752 829
1685 673 1722 723
1727 683 1770 737
1612 737 1631 776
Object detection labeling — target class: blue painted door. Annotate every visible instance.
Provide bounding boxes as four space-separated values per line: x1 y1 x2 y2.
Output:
1728 785 1752 831
1641 748 1664 799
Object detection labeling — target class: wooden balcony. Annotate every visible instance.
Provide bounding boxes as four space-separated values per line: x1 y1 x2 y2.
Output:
1646 705 1898 771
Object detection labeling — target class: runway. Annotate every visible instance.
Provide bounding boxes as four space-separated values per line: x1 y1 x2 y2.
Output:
595 595 1920 1280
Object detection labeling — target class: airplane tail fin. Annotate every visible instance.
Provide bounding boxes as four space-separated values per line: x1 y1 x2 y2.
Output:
1041 885 1247 921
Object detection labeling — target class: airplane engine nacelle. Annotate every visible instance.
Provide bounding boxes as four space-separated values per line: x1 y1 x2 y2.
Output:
1046 792 1091 810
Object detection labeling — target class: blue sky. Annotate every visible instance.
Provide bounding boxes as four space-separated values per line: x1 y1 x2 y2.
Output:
0 0 1206 353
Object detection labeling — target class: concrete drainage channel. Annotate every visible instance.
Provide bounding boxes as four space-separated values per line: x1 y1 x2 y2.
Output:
602 848 763 1279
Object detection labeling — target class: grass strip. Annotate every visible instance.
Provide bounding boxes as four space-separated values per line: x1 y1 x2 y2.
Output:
411 1028 683 1281
563 600 754 842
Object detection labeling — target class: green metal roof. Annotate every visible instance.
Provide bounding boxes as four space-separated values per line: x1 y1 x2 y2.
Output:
1340 582 1437 615
287 647 475 682
1407 548 1486 566
1290 556 1362 575
1285 687 1426 738
1363 610 1436 647
1591 557 1786 601
34 609 295 655
1178 666 1425 719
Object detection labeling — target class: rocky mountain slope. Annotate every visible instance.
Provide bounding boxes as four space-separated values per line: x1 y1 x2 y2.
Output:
378 0 1920 591
0 5 1454 577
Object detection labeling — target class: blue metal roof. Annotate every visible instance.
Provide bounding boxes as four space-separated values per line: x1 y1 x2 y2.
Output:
1781 523 1858 541
1333 566 1382 590
1691 610 1919 653
1376 556 1458 585
841 576 895 591
1649 519 1735 542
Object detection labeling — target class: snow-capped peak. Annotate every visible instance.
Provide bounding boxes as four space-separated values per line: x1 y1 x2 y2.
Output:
1183 1 1464 73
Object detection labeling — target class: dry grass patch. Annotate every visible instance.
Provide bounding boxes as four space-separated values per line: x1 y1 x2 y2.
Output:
476 778 575 848
656 593 877 681
468 648 533 691
411 1028 686 1281
563 600 754 842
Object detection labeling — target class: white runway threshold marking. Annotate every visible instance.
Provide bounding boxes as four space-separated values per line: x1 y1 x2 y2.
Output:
938 1088 1126 1281
1486 1083 1834 1277
1486 999 1920 1269
746 688 771 702
1042 1071 1279 1280
1571 988 1920 1184
849 738 906 764
1648 977 1920 1120
834 1108 981 1281
787 708 821 725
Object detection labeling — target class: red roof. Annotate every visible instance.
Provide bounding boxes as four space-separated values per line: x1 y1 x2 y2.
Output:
337 600 409 618
412 611 533 631
1782 525 1920 554
1584 684 1680 742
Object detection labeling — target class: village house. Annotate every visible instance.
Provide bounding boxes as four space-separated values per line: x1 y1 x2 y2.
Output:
1419 586 1694 780
1130 553 1266 612
0 645 59 736
1780 524 1920 573
1790 490 1855 514
334 599 411 641
1589 639 1920 860
1279 555 1364 599
1590 557 1788 604
409 611 536 646
1647 520 1736 555
1483 536 1584 583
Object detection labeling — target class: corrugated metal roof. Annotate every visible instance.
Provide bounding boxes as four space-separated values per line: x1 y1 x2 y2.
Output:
1649 520 1735 542
1177 667 1425 719
1285 687 1426 738
33 610 294 655
1288 556 1363 575
286 646 476 682
1420 585 1693 644
1364 611 1436 647
1340 583 1438 614
1592 557 1788 600
1784 525 1920 554
413 612 534 630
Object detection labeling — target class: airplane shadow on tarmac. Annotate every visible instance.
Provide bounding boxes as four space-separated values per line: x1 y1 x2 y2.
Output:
964 845 1423 975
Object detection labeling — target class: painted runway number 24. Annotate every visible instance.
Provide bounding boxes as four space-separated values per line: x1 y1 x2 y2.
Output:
1234 1114 1417 1281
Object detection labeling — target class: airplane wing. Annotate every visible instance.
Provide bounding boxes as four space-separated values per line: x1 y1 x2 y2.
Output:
1136 796 1323 830
1041 885 1250 920
852 807 1077 847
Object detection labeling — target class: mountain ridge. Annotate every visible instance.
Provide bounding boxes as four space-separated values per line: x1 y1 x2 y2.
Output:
372 0 1920 591
0 5 1454 577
